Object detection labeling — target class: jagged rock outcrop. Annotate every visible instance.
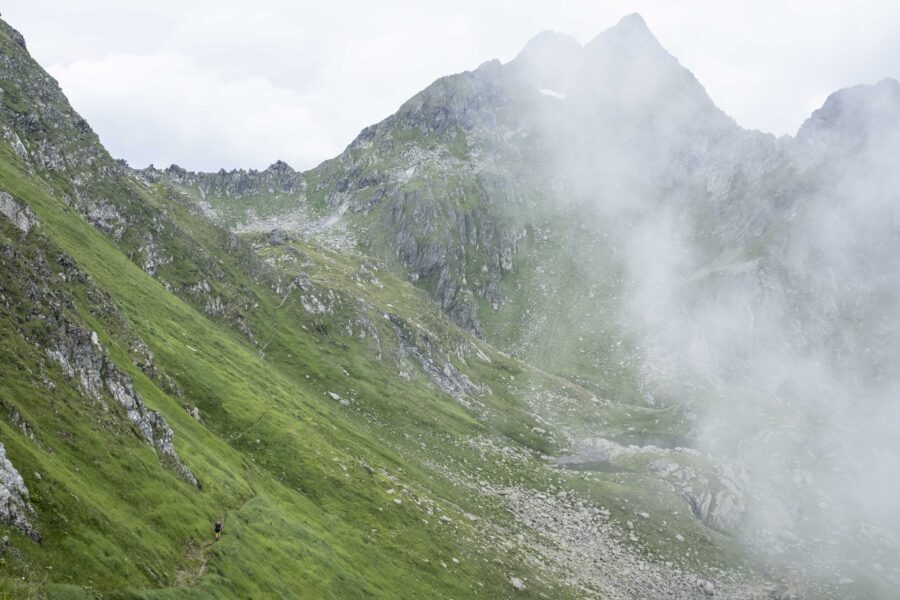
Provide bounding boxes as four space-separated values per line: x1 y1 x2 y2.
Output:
649 457 748 530
140 160 304 200
385 313 482 405
47 327 197 486
0 190 37 235
0 441 39 541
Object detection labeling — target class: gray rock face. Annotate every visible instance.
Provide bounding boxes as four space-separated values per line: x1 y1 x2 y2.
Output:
649 458 747 530
140 160 303 201
267 228 293 245
570 437 748 531
386 313 482 404
0 191 37 236
796 78 900 149
0 442 39 541
47 327 197 486
1 124 28 159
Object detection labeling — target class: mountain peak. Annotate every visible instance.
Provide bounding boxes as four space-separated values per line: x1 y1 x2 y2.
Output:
587 12 663 53
615 12 651 34
797 78 900 142
514 30 581 64
511 15 666 78
523 29 580 47
508 29 583 92
266 159 295 173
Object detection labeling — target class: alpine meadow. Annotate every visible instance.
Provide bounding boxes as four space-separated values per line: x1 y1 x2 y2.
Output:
1 9 899 600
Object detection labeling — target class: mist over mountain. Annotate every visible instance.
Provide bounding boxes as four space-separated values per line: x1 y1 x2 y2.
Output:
1 11 899 599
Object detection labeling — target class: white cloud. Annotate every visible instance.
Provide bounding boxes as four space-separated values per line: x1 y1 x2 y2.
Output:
4 0 900 170
50 52 334 170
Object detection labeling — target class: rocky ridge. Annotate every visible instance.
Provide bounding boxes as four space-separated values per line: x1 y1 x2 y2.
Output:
0 190 36 236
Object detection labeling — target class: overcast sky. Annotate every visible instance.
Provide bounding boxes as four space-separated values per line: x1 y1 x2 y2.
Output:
5 1 900 171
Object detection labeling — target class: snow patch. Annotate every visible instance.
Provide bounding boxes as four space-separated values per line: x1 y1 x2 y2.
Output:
538 88 567 100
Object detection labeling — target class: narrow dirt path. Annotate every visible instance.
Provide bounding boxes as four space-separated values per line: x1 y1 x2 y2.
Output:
175 461 258 587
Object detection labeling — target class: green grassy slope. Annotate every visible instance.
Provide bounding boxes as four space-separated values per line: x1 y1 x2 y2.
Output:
0 19 581 596
0 131 578 598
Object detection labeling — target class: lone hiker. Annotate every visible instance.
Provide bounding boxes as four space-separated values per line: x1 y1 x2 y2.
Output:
214 519 223 541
